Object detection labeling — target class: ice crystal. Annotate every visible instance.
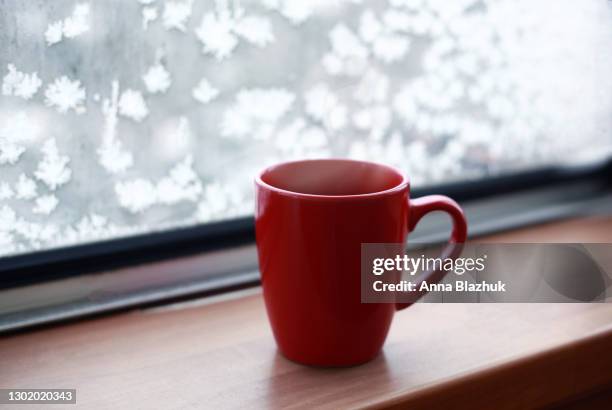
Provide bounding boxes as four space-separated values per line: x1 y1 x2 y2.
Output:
195 182 231 222
143 64 172 94
233 16 274 47
99 81 134 173
45 3 90 46
118 89 149 122
0 183 14 200
162 0 193 32
262 0 314 25
195 13 239 59
34 138 72 190
63 4 91 38
15 174 37 200
142 7 159 29
359 10 409 63
221 88 295 140
0 111 37 166
45 22 64 46
2 64 42 100
304 84 347 130
322 23 369 76
195 11 274 59
44 77 86 114
0 140 25 165
33 195 59 215
115 179 157 213
115 156 202 213
192 78 219 104
157 155 202 204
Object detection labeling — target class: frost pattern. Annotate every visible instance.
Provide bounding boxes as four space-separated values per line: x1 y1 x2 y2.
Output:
118 89 149 122
221 88 295 140
98 81 134 174
2 65 42 100
192 78 219 104
0 183 13 200
162 0 193 31
34 139 72 190
142 7 159 29
115 155 202 213
358 9 410 63
15 174 37 200
261 0 365 25
33 195 59 215
44 77 86 114
115 179 157 213
143 64 172 94
304 84 348 131
0 140 26 165
195 6 274 60
45 3 90 46
0 0 611 256
0 111 40 165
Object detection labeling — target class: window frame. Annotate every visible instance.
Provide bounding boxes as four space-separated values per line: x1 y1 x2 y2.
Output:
1 159 611 332
1 158 611 291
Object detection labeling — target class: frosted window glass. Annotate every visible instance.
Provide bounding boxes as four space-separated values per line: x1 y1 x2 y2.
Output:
0 0 611 256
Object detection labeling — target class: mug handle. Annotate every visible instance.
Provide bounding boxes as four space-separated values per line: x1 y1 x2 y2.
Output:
396 195 468 310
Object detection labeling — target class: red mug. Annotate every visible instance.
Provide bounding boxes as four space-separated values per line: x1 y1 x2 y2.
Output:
255 159 467 366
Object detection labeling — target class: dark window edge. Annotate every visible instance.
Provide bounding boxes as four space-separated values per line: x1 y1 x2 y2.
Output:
1 159 611 290
1 176 612 334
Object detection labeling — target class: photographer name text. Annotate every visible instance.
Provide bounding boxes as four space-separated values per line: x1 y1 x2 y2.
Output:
373 280 506 292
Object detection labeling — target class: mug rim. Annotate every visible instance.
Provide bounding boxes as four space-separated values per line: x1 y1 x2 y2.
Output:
255 158 410 200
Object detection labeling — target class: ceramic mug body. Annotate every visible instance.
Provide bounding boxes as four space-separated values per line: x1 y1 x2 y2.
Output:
255 159 466 367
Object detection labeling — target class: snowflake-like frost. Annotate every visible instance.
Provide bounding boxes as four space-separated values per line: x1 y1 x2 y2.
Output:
192 78 219 104
118 89 149 122
157 155 202 204
143 64 172 94
63 4 91 38
304 84 347 130
33 195 59 215
98 81 134 173
0 183 14 200
15 174 37 200
359 10 410 63
2 64 42 100
115 155 202 213
0 111 41 142
221 88 295 140
44 76 86 114
162 0 193 31
45 22 64 46
195 10 274 60
322 23 369 76
115 179 157 213
142 7 159 29
34 138 72 190
194 13 239 59
45 3 90 46
233 16 275 47
0 140 25 165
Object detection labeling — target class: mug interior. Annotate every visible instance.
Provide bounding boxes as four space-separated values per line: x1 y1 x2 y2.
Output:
260 159 405 196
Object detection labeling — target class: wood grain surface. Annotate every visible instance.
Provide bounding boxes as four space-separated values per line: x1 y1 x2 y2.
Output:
1 216 612 409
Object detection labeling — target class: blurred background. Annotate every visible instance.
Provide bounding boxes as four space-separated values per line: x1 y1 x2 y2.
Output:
1 0 611 257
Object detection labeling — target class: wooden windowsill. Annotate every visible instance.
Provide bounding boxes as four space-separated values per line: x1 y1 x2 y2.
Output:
1 217 612 409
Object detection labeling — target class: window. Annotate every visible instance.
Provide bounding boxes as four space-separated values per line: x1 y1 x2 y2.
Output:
1 0 611 257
